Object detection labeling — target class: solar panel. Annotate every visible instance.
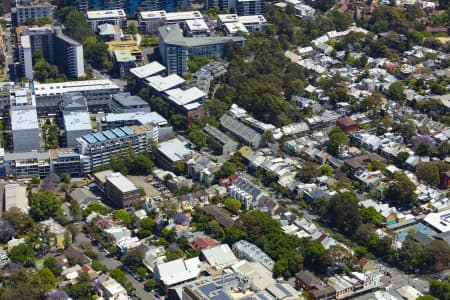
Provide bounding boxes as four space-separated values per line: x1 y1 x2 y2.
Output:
93 132 107 142
83 134 97 144
122 126 135 136
103 130 117 140
112 128 126 137
275 284 292 296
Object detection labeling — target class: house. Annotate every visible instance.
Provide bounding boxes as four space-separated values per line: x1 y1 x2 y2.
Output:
189 237 218 250
40 218 67 250
344 153 386 171
295 271 321 290
96 273 129 299
336 117 358 134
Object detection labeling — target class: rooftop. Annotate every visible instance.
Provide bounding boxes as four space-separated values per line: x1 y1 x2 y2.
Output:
10 106 38 131
185 19 209 31
165 10 203 22
130 62 166 79
79 126 136 145
238 15 267 24
139 10 167 19
201 244 238 268
106 172 139 193
64 111 92 132
155 257 201 286
146 74 185 92
102 111 168 126
158 24 245 48
157 137 193 162
223 22 248 35
164 87 206 106
34 80 119 96
113 50 136 62
4 184 28 212
112 93 148 107
86 9 126 19
217 14 239 23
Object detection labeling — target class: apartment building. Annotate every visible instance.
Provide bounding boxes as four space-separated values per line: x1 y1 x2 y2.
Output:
12 0 55 25
10 106 39 152
53 28 85 79
86 9 127 31
4 151 51 178
33 79 120 115
236 0 263 16
76 125 157 171
138 10 202 34
158 24 245 75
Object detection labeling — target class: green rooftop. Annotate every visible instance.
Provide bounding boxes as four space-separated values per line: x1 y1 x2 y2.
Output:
113 50 136 63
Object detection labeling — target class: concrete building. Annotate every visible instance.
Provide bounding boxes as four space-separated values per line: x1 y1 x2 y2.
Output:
18 26 85 79
63 111 93 147
10 106 39 152
154 257 201 289
4 151 51 178
33 79 120 115
158 24 245 75
146 74 185 94
53 27 85 79
111 92 151 113
12 0 55 25
201 244 238 270
76 125 157 171
295 3 315 19
86 9 127 30
61 92 88 112
49 148 88 176
205 0 232 10
3 183 28 212
105 172 141 208
203 124 238 156
156 137 194 171
112 49 136 77
139 10 203 34
218 14 266 33
184 19 210 37
18 35 33 79
236 0 263 16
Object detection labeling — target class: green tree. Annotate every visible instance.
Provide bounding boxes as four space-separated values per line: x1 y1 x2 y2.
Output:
137 217 156 238
113 209 133 226
386 172 417 208
128 22 138 35
320 164 333 176
9 243 35 266
188 127 207 148
187 56 211 73
63 8 95 42
386 81 405 102
224 197 242 214
297 161 321 183
326 192 362 236
215 161 237 179
361 207 383 226
83 36 111 71
170 114 188 130
83 202 107 217
37 267 57 292
30 191 62 221
3 207 35 235
34 59 61 82
70 199 82 221
416 162 440 186
44 256 62 276
429 279 450 299
327 126 349 155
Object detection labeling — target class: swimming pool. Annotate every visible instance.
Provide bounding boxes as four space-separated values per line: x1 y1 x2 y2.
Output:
395 223 435 242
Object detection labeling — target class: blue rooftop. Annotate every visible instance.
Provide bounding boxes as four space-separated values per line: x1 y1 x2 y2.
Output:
122 126 135 136
112 128 126 137
103 130 117 140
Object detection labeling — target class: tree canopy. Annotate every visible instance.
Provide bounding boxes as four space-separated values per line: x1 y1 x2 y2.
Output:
385 172 417 208
29 191 62 221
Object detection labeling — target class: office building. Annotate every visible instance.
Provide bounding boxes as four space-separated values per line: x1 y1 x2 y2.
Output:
64 111 93 147
163 87 206 121
12 0 55 25
10 106 39 152
146 74 185 94
76 125 157 171
18 35 33 79
33 79 120 115
86 9 127 31
53 27 85 79
4 151 51 178
4 184 28 212
111 92 151 113
158 24 245 75
184 19 210 37
236 0 263 15
218 14 266 35
105 172 141 207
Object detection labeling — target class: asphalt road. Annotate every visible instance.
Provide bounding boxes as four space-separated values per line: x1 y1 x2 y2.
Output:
74 224 157 300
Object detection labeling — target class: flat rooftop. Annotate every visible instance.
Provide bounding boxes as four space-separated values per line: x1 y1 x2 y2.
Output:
165 11 203 22
113 50 136 62
145 74 185 92
86 9 126 19
185 19 209 31
139 10 167 20
164 87 206 106
102 111 168 126
159 24 245 47
10 106 38 131
64 111 92 132
217 14 239 23
79 126 136 145
130 62 166 79
34 80 119 96
113 93 148 107
238 15 267 24
224 22 248 34
157 137 193 162
106 172 139 193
